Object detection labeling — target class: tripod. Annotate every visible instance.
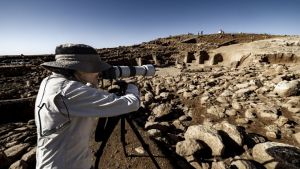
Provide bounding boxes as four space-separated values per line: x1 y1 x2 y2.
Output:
94 114 161 169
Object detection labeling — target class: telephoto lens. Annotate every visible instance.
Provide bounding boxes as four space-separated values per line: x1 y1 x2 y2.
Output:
102 64 155 79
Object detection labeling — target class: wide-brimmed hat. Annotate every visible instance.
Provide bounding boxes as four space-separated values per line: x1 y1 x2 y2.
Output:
41 44 111 73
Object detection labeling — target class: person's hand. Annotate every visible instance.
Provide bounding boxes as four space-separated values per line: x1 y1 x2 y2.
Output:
108 80 128 96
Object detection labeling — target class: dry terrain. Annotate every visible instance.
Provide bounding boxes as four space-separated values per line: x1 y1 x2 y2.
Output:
1 34 300 169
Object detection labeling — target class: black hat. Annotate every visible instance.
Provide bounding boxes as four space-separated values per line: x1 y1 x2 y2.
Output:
41 44 111 73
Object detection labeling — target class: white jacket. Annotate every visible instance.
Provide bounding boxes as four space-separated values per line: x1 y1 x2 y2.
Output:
35 73 140 169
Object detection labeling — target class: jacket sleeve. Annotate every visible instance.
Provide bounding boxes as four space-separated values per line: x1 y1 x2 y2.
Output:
55 81 140 117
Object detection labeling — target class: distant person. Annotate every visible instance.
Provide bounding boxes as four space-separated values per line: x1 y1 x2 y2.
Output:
35 43 140 169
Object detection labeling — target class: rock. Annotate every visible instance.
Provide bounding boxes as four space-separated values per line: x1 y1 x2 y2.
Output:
244 133 267 148
200 96 209 104
147 129 161 137
4 143 30 160
250 79 263 88
259 112 278 120
184 125 224 156
234 88 253 97
177 88 187 94
265 131 277 139
144 92 154 102
274 116 289 127
216 96 230 103
9 160 28 169
220 121 243 146
178 115 190 121
191 89 201 96
282 97 300 113
5 141 19 148
27 119 35 125
176 139 203 156
235 118 249 124
14 127 28 132
225 109 237 116
211 161 226 169
134 146 145 155
230 159 258 169
189 85 196 91
152 103 172 118
256 106 279 120
21 147 36 163
264 125 280 139
160 92 170 100
252 142 300 169
206 106 226 118
244 108 256 119
185 156 203 169
183 91 193 99
232 101 242 110
293 132 300 145
144 121 170 132
220 90 233 97
274 80 300 97
172 120 186 131
236 83 250 89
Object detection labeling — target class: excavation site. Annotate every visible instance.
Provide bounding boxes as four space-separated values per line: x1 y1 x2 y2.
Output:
1 34 300 169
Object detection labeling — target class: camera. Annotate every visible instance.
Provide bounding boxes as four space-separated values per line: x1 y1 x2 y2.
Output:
102 64 155 79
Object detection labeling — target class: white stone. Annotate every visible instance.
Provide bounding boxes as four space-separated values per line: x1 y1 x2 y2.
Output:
184 125 224 156
134 146 145 154
274 80 300 97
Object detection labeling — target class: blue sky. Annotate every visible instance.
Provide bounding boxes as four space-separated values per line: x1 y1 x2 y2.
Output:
0 0 299 55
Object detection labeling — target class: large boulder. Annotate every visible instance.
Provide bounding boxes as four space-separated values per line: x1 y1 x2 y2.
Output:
184 125 224 156
252 142 300 169
274 80 300 97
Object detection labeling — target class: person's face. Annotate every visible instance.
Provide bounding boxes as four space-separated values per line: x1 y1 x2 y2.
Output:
74 71 100 86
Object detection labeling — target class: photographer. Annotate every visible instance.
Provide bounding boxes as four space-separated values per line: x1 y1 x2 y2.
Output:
35 44 140 169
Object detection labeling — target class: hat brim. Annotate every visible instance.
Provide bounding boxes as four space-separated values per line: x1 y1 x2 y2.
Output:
41 60 111 73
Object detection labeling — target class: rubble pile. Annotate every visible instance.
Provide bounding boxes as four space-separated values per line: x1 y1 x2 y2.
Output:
136 62 300 168
0 120 36 169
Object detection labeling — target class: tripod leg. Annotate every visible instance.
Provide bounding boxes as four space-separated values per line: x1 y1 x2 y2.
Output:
120 116 128 157
125 117 161 169
95 117 108 142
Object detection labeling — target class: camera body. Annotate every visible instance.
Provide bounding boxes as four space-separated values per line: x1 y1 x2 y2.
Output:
102 64 155 79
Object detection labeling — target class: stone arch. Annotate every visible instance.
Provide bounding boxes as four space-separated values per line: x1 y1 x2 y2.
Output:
199 50 209 64
212 53 223 65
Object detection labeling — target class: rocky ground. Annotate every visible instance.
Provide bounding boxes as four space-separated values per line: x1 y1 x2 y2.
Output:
1 34 300 169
